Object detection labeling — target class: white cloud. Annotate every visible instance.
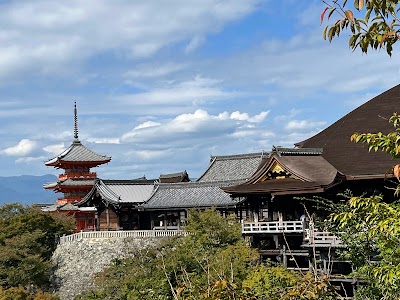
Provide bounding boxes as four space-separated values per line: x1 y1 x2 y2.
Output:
249 111 270 122
185 35 205 53
230 110 270 122
43 143 66 155
134 121 161 130
127 150 166 160
116 76 237 106
120 108 269 143
285 120 327 131
230 111 249 121
124 63 187 79
0 0 262 78
86 138 120 144
1 139 36 156
16 156 46 163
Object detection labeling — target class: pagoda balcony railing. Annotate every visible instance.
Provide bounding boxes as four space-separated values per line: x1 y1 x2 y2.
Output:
59 230 186 244
58 172 97 181
303 230 344 248
242 220 304 234
57 197 83 204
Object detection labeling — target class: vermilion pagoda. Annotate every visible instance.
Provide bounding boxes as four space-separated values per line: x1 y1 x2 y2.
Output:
44 102 111 205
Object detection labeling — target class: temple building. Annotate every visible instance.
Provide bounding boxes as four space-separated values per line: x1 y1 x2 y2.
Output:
44 102 111 205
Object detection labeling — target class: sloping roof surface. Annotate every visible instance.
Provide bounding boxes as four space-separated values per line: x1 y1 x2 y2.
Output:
159 171 190 183
196 152 265 182
42 203 80 212
43 178 95 189
224 178 325 195
296 84 400 176
45 141 111 166
224 151 339 195
78 179 155 205
142 181 241 210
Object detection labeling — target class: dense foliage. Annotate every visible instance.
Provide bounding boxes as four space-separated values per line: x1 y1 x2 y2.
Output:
0 287 59 299
0 203 75 290
321 0 400 55
76 208 340 300
323 194 400 299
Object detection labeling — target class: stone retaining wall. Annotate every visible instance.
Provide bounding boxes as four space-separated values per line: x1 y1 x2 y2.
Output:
51 237 159 300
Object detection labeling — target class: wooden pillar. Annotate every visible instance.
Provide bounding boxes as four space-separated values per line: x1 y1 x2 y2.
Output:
106 208 110 230
282 245 288 268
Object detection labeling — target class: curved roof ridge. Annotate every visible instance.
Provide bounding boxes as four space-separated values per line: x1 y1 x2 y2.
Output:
144 184 160 204
211 151 265 160
157 179 244 188
96 179 121 202
195 156 217 182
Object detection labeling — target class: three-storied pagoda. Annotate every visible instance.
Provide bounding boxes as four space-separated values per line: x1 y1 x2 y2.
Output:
44 102 111 205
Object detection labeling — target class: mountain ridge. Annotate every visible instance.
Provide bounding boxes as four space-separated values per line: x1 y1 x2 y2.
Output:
0 174 57 205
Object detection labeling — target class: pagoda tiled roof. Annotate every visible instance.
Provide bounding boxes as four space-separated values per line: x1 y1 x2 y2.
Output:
196 152 266 182
78 178 155 206
45 141 111 167
296 84 400 177
142 180 241 210
43 178 95 190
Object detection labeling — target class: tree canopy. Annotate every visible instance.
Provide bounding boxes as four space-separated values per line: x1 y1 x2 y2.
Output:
321 0 400 55
0 203 74 290
76 208 340 300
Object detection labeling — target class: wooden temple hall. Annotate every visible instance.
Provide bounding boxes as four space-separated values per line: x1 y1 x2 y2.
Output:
43 86 400 296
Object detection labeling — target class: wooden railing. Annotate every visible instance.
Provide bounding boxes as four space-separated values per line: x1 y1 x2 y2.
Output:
304 230 343 247
59 230 186 244
58 172 97 181
242 221 304 234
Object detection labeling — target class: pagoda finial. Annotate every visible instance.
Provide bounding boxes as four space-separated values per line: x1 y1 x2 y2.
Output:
74 101 79 142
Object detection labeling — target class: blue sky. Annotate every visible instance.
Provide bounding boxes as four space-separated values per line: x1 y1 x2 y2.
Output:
0 0 398 180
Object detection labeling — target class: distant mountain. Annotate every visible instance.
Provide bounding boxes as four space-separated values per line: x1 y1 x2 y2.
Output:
0 174 57 205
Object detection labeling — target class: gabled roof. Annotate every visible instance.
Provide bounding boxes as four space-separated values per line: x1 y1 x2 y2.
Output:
77 179 155 206
45 141 111 167
159 171 190 183
223 149 340 196
142 180 241 210
296 84 400 177
196 152 266 182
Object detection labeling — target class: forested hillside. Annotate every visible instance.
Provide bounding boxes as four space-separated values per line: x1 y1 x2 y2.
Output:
0 174 56 205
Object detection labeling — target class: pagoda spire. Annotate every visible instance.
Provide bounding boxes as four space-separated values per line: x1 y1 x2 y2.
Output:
74 101 79 143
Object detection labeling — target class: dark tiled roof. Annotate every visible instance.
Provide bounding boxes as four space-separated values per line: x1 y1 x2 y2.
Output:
296 84 400 176
159 171 190 183
78 179 155 206
224 152 339 196
142 181 241 210
274 147 323 156
224 178 326 195
196 152 266 182
45 141 111 167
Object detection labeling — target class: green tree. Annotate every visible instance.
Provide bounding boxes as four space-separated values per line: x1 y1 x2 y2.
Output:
0 287 59 300
76 208 341 300
0 204 75 289
321 0 400 55
328 195 400 299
